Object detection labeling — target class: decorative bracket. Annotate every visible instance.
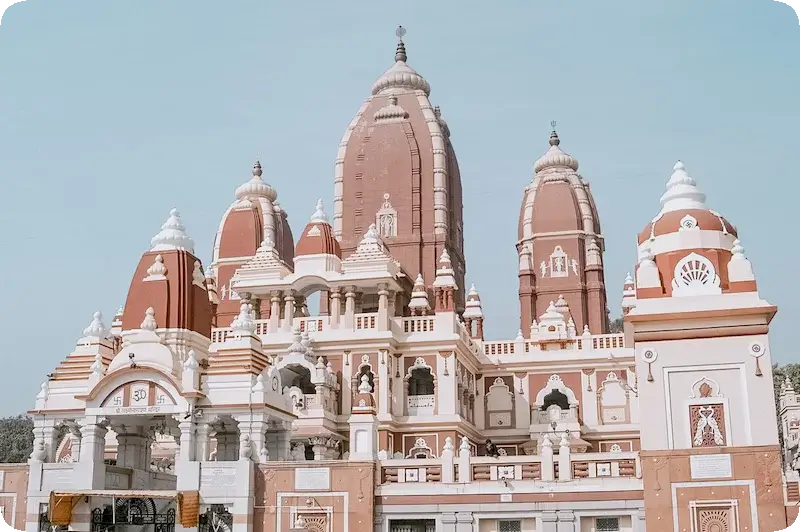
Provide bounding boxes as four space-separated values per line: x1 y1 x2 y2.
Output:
641 348 658 382
748 342 766 377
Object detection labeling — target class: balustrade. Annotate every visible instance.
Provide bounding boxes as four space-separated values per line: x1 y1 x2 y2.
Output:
377 449 641 487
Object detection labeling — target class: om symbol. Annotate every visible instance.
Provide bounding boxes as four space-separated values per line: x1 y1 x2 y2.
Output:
132 389 147 403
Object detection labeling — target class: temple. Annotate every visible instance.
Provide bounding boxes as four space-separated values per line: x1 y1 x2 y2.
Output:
0 27 795 532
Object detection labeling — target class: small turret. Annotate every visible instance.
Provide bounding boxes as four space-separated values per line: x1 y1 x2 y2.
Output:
408 274 431 316
433 248 458 312
462 284 485 340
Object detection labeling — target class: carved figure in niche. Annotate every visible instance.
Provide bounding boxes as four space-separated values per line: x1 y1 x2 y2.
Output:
549 246 569 278
571 258 579 276
540 261 548 278
379 214 395 238
375 193 397 237
692 405 725 447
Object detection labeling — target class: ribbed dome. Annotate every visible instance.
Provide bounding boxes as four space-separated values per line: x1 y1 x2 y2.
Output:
371 40 431 96
533 130 579 174
235 161 277 202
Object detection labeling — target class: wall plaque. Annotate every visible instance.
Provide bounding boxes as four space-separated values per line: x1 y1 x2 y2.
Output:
200 466 237 489
41 468 74 491
295 467 331 491
690 454 732 479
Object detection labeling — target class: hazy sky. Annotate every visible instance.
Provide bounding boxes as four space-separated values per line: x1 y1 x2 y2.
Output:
0 0 797 416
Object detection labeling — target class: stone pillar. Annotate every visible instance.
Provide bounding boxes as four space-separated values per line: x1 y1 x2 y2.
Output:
540 437 554 481
231 460 255 532
377 284 390 331
441 513 457 532
30 417 59 463
276 424 292 460
558 434 572 480
344 287 356 329
556 511 576 532
455 512 473 532
195 422 213 462
441 438 455 483
457 437 470 483
73 418 108 490
310 437 328 461
330 288 342 329
68 425 82 462
632 510 647 532
234 415 269 463
283 293 296 331
269 291 282 332
373 514 384 532
174 420 195 461
540 512 558 532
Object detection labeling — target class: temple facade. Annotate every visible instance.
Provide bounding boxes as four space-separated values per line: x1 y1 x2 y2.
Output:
1 28 796 532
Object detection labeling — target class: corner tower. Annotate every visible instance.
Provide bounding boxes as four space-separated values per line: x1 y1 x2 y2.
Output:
629 161 783 532
333 27 466 311
517 125 607 336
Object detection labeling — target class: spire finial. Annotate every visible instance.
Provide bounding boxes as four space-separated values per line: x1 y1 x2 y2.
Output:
310 198 329 223
549 121 560 146
395 26 407 62
253 160 262 177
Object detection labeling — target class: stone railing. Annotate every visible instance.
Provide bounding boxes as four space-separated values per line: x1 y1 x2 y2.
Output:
380 458 443 484
402 316 436 333
378 438 641 487
211 313 379 343
482 333 626 356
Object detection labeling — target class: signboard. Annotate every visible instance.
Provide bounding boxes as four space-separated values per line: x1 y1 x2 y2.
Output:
295 468 331 491
200 466 237 489
690 454 732 480
94 405 179 416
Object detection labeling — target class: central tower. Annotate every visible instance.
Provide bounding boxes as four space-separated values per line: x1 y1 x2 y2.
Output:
333 27 466 311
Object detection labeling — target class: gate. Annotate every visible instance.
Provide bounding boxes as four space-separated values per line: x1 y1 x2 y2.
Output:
198 505 233 532
90 497 175 532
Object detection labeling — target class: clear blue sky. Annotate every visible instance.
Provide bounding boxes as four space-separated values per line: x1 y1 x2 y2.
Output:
0 0 797 416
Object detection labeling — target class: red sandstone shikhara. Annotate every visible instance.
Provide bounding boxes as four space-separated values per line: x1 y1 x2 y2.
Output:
3 27 796 532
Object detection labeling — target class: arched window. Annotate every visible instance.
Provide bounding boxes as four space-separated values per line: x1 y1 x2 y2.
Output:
285 365 315 394
409 368 434 396
542 389 570 411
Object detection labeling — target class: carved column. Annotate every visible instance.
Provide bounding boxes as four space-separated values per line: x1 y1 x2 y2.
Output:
276 423 292 461
329 288 342 329
540 512 558 532
309 437 327 461
556 510 576 532
283 292 296 331
68 425 82 462
233 415 269 463
344 287 356 329
174 419 195 462
194 422 213 462
269 291 282 333
377 284 390 331
73 417 108 490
